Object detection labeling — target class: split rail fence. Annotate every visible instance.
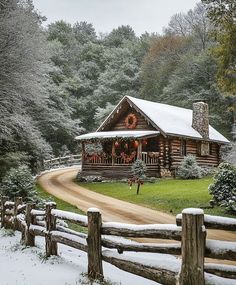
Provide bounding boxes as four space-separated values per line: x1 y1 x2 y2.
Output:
43 154 81 170
1 196 236 285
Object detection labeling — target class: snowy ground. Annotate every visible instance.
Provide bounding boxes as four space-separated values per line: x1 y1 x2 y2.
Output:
1 229 235 285
0 229 161 285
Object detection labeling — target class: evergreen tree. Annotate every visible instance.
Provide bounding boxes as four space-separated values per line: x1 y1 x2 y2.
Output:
131 159 147 195
177 155 202 179
209 163 236 213
0 165 38 201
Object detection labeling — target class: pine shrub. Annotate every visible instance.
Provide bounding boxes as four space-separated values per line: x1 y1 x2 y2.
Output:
177 155 202 179
131 159 147 179
0 165 38 201
209 163 236 213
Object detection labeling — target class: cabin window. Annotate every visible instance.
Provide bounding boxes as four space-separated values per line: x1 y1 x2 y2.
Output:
180 140 187 156
200 142 210 156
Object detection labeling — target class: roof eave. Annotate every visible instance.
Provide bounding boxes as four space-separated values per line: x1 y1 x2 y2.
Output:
96 96 128 132
166 133 230 144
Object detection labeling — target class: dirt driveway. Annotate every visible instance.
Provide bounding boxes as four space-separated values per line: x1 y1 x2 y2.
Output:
38 167 236 242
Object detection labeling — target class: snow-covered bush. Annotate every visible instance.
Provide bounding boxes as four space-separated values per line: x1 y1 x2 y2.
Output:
200 166 216 177
0 165 38 201
177 155 202 179
130 160 147 195
131 159 147 179
221 142 236 165
76 172 103 182
209 163 236 213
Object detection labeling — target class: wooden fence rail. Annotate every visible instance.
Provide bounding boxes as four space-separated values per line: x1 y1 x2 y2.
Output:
1 196 236 285
43 154 82 170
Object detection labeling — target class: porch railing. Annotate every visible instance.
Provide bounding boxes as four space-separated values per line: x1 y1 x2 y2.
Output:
84 152 159 165
141 152 159 165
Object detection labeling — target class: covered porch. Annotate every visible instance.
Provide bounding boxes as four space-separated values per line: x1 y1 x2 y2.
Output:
76 130 161 178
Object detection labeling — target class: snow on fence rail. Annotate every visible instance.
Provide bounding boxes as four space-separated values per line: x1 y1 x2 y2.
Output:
176 213 236 231
1 196 236 285
102 222 182 240
43 154 82 169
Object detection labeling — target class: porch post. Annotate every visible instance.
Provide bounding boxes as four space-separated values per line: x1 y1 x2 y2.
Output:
112 141 115 165
137 140 142 160
81 142 85 170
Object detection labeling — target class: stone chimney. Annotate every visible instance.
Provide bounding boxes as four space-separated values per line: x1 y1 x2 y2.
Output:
192 101 209 139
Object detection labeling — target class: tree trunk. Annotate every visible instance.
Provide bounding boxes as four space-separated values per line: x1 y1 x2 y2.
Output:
136 183 140 195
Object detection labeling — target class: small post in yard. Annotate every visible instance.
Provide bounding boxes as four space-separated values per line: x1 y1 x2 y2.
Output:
14 197 22 231
45 202 57 257
178 208 206 285
87 208 103 281
1 196 9 228
25 203 36 246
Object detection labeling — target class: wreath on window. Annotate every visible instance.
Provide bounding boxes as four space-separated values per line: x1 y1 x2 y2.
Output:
125 113 137 129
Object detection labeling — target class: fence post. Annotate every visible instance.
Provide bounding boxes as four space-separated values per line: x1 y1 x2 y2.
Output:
14 197 22 231
87 208 103 281
25 203 36 246
45 202 57 257
178 208 206 285
1 196 9 229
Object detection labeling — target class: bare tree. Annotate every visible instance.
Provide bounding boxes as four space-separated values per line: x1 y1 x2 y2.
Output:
165 3 212 50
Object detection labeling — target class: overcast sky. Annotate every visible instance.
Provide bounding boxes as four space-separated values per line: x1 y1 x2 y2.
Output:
33 0 199 35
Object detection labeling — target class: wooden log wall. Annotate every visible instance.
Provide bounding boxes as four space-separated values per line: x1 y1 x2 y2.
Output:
169 137 220 170
157 136 172 177
111 108 155 131
81 164 160 178
158 136 165 169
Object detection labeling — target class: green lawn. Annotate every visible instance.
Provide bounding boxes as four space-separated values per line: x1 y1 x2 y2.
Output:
78 177 235 218
36 184 87 232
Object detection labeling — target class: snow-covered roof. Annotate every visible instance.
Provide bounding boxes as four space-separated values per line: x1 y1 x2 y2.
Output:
97 96 229 144
75 130 160 141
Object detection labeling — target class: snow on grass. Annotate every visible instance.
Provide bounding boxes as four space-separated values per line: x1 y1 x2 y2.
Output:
0 229 159 285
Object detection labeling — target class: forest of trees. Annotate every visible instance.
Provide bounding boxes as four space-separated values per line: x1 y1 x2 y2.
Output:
0 0 235 179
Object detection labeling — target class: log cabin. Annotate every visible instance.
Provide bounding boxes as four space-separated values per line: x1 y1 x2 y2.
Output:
75 96 229 178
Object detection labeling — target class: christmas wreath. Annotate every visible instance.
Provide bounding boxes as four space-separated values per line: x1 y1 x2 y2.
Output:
125 113 137 129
